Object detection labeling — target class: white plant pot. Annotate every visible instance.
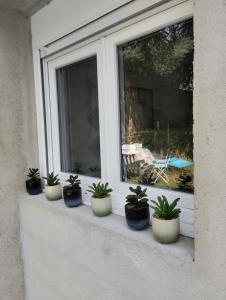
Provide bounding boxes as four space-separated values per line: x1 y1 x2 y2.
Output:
152 216 180 244
91 196 112 217
44 184 62 201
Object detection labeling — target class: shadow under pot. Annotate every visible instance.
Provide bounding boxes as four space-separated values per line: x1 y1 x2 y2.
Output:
44 184 62 201
125 203 150 230
63 187 82 207
91 196 112 217
26 178 42 195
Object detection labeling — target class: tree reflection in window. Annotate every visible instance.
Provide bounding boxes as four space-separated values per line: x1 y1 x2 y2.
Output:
118 18 194 193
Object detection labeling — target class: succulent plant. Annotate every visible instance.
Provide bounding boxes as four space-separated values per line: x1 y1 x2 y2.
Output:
27 168 40 179
87 182 113 198
126 186 149 209
43 172 60 186
63 175 81 191
150 195 181 220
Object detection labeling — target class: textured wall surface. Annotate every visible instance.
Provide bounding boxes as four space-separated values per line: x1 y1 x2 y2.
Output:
0 9 38 300
0 0 52 16
20 0 226 299
20 195 196 300
193 0 226 297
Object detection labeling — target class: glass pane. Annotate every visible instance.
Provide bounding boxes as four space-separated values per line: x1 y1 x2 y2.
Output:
56 56 101 178
118 18 194 193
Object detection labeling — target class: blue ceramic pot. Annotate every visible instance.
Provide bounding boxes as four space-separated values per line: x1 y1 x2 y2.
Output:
26 178 42 195
63 187 82 208
125 203 150 230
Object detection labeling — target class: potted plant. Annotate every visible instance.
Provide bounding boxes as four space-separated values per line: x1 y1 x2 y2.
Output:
42 172 62 201
125 186 150 230
26 168 42 195
150 195 181 243
63 175 82 207
87 182 113 217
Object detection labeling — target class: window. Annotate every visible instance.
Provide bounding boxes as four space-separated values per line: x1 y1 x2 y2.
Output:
40 2 194 237
118 18 193 193
56 56 101 178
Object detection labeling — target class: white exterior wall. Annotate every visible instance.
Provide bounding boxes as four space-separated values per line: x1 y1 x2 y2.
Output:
24 0 226 299
20 195 195 300
0 9 38 300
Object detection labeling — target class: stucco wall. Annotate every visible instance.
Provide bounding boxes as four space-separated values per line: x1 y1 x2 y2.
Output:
20 195 195 300
0 10 38 300
193 0 226 294
20 0 226 299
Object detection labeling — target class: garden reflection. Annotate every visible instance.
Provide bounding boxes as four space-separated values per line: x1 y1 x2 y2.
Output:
119 18 194 193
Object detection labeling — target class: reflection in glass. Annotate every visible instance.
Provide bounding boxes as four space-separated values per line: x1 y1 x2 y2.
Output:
56 56 101 178
118 19 194 193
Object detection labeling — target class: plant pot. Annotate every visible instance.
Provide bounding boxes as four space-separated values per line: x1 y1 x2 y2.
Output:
63 187 82 207
125 203 150 230
44 184 62 201
26 178 42 195
152 216 180 243
91 196 112 217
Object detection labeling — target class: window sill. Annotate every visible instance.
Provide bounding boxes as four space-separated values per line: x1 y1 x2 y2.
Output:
20 193 194 263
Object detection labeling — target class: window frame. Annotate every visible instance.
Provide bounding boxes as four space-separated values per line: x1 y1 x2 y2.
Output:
102 2 194 236
45 41 107 205
41 1 194 237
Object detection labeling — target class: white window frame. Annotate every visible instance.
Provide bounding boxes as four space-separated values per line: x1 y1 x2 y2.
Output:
40 1 194 237
45 41 107 205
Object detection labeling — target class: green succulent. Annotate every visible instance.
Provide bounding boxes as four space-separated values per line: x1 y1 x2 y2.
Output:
150 195 181 220
43 172 60 186
64 175 81 191
27 168 40 179
126 186 149 209
87 182 113 198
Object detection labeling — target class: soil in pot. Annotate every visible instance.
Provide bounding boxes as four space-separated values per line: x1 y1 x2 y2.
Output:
125 203 150 230
63 187 82 207
26 178 42 195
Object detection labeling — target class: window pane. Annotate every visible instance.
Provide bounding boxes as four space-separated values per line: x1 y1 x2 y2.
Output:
56 56 101 178
118 19 194 193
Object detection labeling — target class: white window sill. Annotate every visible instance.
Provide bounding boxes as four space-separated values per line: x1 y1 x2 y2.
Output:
20 193 194 263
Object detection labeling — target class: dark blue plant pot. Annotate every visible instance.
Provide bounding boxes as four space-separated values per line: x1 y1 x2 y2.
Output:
26 178 42 195
63 188 82 208
64 198 82 207
126 217 150 230
125 204 150 231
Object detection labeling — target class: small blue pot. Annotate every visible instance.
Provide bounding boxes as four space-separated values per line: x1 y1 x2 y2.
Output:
26 178 42 195
64 198 82 207
126 217 150 230
125 204 150 231
63 187 82 208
